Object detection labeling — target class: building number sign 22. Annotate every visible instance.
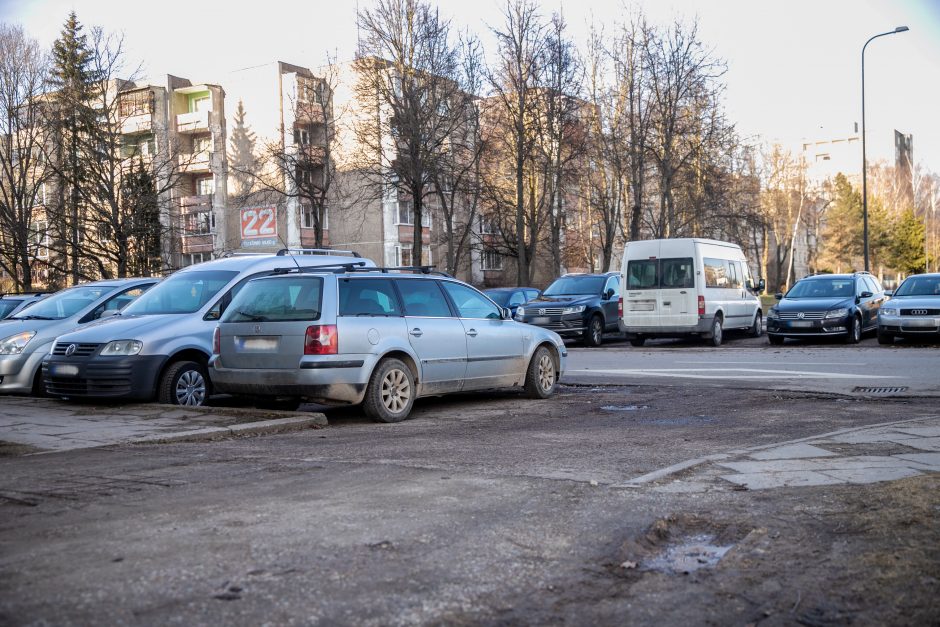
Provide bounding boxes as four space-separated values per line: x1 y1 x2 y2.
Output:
240 207 277 239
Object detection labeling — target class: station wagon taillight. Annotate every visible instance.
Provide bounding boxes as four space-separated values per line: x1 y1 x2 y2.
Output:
618 296 623 318
698 295 705 316
212 326 220 355
305 324 338 355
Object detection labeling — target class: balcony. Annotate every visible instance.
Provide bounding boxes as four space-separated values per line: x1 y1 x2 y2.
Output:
121 113 153 135
178 150 211 174
179 194 212 209
292 144 326 165
176 110 210 133
295 105 326 125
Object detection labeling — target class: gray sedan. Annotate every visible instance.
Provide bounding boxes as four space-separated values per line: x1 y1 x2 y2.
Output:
877 273 940 344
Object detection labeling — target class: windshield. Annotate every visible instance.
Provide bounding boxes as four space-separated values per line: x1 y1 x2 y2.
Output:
0 299 24 318
122 270 237 315
893 276 940 297
544 276 605 296
785 278 854 299
484 291 510 306
9 286 119 320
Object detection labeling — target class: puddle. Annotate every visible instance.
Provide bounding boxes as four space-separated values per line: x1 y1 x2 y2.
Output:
602 405 650 412
643 534 733 574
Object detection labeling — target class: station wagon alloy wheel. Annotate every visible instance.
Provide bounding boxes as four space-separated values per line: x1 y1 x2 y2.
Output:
525 346 557 399
536 352 555 392
363 358 415 423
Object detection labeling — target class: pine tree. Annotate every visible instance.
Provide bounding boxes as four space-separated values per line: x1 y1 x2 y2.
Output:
890 208 926 275
819 173 862 271
48 11 100 284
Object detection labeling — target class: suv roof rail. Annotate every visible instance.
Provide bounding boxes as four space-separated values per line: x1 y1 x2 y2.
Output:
276 248 361 258
272 261 370 275
0 291 51 296
220 251 270 258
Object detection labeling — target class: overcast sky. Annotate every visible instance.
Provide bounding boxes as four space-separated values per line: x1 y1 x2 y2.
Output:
3 0 939 171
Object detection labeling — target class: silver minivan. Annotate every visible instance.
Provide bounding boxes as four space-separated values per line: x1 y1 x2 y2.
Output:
44 250 371 406
209 268 567 422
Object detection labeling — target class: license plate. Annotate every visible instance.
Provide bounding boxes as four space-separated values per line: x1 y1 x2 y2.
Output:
902 318 937 328
532 316 550 325
52 364 79 376
789 321 814 328
235 336 279 352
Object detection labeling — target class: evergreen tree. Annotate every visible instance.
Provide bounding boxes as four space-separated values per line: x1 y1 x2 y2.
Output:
890 208 927 275
48 11 100 284
819 173 862 271
123 160 161 277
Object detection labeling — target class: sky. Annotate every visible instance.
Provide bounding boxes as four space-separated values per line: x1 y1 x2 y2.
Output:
2 0 939 171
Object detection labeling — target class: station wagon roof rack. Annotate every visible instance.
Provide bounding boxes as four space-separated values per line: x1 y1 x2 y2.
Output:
276 248 361 258
345 265 454 278
272 261 370 275
220 251 270 258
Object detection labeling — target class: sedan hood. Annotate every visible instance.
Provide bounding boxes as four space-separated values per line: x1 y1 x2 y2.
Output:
54 313 191 344
528 295 596 307
776 297 852 311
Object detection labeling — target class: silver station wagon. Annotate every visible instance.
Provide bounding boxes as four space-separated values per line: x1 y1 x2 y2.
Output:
209 268 567 422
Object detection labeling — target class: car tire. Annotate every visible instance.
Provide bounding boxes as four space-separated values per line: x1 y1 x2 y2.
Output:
877 329 894 345
748 313 763 337
768 334 784 346
31 369 47 397
629 337 646 347
524 345 557 399
159 360 209 407
363 358 414 423
583 315 604 347
845 315 862 344
255 397 302 411
707 316 723 347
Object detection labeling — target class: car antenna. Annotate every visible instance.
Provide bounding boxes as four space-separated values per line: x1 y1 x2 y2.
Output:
277 232 302 272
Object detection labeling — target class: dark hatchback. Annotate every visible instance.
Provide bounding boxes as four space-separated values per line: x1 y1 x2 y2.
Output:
514 272 621 347
766 272 886 345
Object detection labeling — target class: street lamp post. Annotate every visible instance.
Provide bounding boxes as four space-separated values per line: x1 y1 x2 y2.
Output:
861 26 909 272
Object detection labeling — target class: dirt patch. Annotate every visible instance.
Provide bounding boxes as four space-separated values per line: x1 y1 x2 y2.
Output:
0 441 43 458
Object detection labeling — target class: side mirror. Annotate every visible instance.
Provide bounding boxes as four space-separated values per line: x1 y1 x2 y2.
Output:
860 291 873 299
884 290 893 297
774 292 783 300
757 278 766 292
502 307 512 320
604 288 615 300
99 309 120 319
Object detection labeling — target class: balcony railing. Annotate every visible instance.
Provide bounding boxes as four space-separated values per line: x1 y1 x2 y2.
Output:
295 106 326 125
176 110 210 133
121 113 153 135
178 150 211 173
179 194 212 209
293 144 326 165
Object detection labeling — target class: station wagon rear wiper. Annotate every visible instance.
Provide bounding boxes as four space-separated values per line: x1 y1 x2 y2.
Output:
234 311 268 322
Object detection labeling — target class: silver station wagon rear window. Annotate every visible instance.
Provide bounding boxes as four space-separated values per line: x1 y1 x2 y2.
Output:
222 276 323 322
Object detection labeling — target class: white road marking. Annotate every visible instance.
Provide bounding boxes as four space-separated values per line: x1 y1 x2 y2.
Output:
569 368 898 380
677 361 858 366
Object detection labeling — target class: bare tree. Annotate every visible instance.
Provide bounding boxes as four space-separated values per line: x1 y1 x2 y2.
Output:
354 0 471 268
0 24 50 290
486 0 549 284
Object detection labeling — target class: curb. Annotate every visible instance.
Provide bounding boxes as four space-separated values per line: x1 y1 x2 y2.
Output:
131 414 327 445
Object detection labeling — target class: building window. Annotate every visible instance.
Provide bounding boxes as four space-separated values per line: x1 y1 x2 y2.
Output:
482 248 502 271
191 95 211 113
297 77 322 104
31 221 48 259
196 177 213 196
294 128 310 145
193 136 211 155
118 91 153 117
301 204 328 229
479 215 498 234
184 210 214 235
395 200 431 228
396 245 431 267
182 253 210 267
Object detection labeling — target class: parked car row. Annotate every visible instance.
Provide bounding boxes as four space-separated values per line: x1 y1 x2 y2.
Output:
2 249 566 421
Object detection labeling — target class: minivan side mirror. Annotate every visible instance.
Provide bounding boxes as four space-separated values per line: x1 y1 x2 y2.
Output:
502 307 512 320
774 292 783 300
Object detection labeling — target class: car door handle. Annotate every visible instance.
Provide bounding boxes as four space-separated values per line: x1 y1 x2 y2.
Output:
410 328 423 337
466 329 478 337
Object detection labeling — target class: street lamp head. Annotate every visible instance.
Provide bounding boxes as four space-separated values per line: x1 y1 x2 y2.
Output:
895 26 910 33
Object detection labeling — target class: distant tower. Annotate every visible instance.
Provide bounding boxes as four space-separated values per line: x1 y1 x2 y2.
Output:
895 130 914 207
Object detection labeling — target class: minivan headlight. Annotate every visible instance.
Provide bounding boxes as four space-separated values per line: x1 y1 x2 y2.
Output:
562 305 585 315
0 331 36 355
880 307 898 317
825 308 849 319
100 340 143 356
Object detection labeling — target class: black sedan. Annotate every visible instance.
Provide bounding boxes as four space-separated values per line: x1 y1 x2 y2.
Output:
766 272 886 345
483 287 541 317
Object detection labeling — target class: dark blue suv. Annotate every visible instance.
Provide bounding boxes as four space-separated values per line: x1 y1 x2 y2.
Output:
515 272 621 346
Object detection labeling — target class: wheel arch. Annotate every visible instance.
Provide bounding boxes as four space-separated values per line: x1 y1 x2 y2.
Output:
156 349 210 397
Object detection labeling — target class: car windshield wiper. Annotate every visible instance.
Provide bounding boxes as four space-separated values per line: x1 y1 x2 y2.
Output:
234 311 268 322
12 314 56 320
